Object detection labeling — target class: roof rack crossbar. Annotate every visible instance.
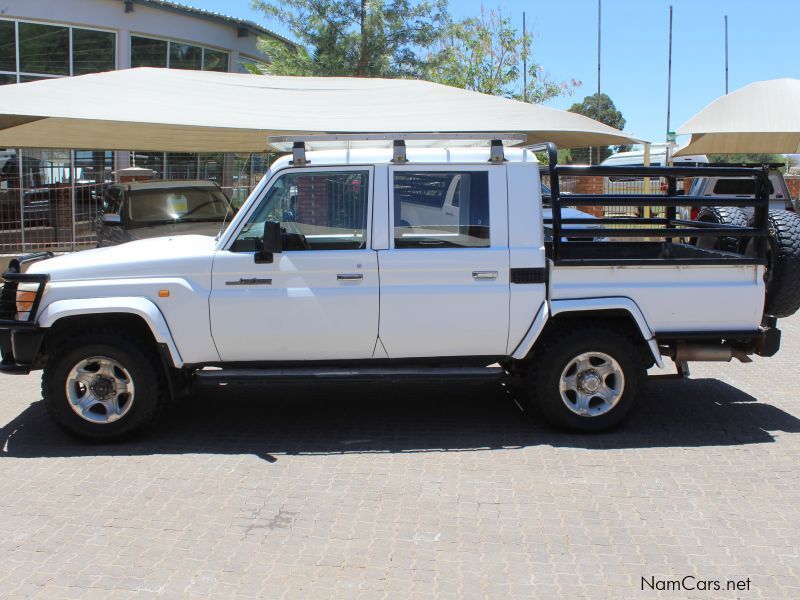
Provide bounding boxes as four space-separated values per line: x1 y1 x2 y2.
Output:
270 132 527 166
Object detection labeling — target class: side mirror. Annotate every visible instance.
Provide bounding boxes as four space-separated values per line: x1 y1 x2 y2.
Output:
101 213 122 226
255 220 282 264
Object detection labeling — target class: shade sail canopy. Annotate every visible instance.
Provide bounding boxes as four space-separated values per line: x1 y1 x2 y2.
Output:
0 68 640 152
675 78 800 156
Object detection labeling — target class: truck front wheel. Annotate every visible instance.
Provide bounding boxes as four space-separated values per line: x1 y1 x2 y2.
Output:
528 325 645 432
42 330 165 441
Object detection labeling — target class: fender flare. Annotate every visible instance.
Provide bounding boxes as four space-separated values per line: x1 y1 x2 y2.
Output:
37 297 183 368
512 297 664 369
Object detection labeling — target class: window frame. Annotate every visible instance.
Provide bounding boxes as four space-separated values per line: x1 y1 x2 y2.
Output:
0 17 117 83
388 165 494 250
226 165 375 254
129 33 229 72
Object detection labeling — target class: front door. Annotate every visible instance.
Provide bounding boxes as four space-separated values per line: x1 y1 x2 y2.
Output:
377 166 511 358
210 167 379 362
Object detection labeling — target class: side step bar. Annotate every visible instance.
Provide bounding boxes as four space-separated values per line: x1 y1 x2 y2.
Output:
194 366 506 384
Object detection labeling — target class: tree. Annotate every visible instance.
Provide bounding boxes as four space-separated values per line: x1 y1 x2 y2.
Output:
568 93 626 164
708 153 787 171
423 8 579 103
249 0 449 78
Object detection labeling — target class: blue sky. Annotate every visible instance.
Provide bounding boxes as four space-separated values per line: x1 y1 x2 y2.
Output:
189 0 799 144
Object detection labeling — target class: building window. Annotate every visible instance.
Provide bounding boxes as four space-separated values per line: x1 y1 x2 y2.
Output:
203 49 228 72
131 35 229 72
72 28 115 75
169 42 202 70
0 19 116 84
0 20 15 74
131 36 167 68
18 22 70 76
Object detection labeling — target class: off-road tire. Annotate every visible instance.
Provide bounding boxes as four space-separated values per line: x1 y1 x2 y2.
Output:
527 324 645 433
746 209 800 318
42 329 165 441
694 206 748 253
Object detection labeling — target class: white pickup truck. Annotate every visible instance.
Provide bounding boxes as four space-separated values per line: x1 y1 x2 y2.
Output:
1 137 797 441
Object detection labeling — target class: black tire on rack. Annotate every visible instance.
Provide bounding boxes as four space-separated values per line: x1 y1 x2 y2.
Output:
746 209 800 318
694 206 749 253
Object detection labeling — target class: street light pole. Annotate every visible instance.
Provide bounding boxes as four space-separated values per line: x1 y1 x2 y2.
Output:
724 15 729 94
523 11 527 102
588 0 602 165
666 5 673 164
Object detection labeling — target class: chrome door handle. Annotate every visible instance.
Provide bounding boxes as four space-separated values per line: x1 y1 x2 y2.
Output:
472 270 498 280
337 273 363 281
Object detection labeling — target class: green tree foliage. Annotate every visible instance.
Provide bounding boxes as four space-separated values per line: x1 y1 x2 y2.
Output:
567 93 626 164
708 153 787 170
249 0 449 78
423 8 579 103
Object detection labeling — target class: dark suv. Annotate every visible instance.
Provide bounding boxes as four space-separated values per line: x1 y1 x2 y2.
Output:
96 179 235 247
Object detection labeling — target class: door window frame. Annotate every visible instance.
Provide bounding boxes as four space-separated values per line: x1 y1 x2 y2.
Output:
388 164 498 250
223 165 375 253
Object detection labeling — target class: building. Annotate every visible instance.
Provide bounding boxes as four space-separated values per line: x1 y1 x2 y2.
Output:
0 0 291 252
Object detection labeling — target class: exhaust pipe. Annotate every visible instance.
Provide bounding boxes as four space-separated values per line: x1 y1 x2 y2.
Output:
674 342 732 362
662 342 752 363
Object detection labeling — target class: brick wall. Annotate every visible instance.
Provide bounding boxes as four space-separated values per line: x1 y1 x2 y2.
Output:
785 175 800 200
572 176 604 217
295 176 328 226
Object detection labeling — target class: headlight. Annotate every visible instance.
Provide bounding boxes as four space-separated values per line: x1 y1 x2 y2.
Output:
16 285 38 321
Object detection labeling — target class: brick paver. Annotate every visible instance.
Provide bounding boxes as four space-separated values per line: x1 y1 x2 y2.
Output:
1 316 799 599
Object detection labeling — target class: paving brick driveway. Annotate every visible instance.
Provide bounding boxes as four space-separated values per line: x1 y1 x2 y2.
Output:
1 318 799 599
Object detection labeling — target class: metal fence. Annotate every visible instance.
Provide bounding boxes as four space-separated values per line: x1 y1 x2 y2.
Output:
0 150 270 254
559 174 683 222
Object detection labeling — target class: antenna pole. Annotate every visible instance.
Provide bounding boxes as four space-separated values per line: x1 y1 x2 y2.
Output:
724 15 729 94
522 11 527 102
666 5 673 147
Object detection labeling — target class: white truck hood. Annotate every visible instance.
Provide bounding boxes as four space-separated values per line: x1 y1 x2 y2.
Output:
25 235 217 281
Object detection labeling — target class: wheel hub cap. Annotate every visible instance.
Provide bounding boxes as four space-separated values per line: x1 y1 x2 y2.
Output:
90 376 115 399
578 371 602 393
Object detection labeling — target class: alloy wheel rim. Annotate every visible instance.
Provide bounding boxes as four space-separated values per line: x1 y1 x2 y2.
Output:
559 351 624 417
65 356 135 424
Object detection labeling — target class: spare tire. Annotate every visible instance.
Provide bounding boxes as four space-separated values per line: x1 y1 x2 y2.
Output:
746 209 800 318
694 206 749 253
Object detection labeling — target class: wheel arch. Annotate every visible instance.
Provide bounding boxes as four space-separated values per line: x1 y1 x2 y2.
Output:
513 297 664 368
37 297 183 368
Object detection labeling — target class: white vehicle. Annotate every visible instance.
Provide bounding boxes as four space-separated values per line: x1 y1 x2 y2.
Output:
1 135 798 441
601 143 708 168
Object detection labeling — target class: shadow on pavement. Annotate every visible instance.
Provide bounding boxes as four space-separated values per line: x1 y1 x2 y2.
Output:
1 377 799 461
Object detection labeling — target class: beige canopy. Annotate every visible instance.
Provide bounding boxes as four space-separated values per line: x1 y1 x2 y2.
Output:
676 78 800 156
0 67 640 152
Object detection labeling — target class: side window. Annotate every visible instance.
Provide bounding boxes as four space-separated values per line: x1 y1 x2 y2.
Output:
393 171 490 249
231 170 369 252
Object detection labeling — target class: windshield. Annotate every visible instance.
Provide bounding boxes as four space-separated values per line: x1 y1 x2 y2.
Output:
126 186 231 226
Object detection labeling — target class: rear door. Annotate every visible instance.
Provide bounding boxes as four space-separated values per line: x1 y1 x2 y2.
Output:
377 166 510 358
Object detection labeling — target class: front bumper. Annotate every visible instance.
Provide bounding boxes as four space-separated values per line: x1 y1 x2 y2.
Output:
0 255 52 374
0 327 46 374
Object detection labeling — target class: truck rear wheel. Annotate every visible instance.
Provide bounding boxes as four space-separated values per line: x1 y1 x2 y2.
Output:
527 325 645 432
42 330 165 441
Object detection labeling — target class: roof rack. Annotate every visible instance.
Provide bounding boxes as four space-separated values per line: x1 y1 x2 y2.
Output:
266 133 527 166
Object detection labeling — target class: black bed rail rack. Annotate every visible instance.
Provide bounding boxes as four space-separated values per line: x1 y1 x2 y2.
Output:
532 142 770 266
0 252 52 327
